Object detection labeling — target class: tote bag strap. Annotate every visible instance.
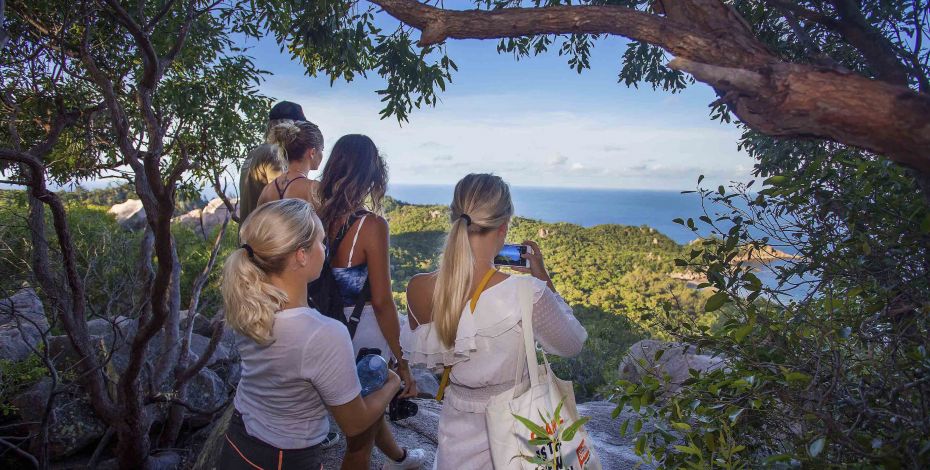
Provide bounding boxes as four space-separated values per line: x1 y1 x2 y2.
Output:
518 277 541 390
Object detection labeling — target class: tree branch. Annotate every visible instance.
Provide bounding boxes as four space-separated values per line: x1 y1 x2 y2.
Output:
370 0 770 68
371 0 930 176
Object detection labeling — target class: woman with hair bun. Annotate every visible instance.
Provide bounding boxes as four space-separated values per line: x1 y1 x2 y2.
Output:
256 120 325 209
218 198 401 470
404 174 588 469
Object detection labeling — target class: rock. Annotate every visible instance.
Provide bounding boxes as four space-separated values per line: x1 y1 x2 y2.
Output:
192 399 651 469
578 401 655 469
619 339 725 396
108 199 146 230
190 405 235 470
174 198 237 237
149 451 182 470
11 378 107 459
0 288 48 361
410 366 440 399
538 228 550 238
185 367 230 427
180 310 213 338
188 333 233 369
86 316 134 338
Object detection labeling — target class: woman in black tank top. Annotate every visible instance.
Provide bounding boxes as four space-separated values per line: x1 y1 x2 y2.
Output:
255 121 324 212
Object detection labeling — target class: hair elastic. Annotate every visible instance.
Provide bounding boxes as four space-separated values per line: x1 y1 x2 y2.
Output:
459 214 472 226
240 244 255 259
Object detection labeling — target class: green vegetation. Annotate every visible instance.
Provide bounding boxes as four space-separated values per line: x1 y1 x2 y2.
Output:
0 190 240 322
3 189 710 403
0 353 47 417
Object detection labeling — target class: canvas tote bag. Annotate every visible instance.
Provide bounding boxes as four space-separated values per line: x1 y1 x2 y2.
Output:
486 278 601 469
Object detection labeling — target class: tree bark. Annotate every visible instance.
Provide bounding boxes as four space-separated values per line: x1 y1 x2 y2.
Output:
370 0 930 176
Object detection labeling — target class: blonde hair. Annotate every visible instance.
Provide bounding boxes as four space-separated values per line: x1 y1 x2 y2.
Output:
433 174 514 347
267 120 324 164
221 198 323 345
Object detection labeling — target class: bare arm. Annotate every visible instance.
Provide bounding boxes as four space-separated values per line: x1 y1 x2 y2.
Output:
364 216 418 398
327 372 401 437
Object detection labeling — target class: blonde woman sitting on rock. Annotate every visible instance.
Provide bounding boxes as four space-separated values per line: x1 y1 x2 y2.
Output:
219 198 400 470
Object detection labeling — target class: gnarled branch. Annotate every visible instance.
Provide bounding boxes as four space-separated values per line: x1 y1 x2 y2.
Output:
370 0 930 175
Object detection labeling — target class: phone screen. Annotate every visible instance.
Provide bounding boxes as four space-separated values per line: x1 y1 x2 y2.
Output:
494 244 529 268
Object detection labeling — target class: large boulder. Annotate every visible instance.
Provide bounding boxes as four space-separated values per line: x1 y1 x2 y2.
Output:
174 198 238 237
108 199 146 230
11 378 107 459
0 288 48 361
619 339 725 395
579 401 655 469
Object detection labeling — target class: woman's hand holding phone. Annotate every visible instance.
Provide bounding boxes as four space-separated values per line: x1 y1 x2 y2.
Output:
512 240 555 291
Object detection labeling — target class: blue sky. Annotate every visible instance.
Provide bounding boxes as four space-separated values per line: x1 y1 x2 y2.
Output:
238 10 754 190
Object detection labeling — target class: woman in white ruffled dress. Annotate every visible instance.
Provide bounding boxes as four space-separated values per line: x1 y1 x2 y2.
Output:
404 174 588 469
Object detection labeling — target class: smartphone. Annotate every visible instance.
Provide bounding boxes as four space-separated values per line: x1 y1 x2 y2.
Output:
494 244 530 268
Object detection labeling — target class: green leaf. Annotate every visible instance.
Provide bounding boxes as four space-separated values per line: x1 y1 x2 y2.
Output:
561 416 590 441
619 418 629 436
809 436 826 458
704 292 728 312
784 371 812 384
674 444 702 456
654 348 665 361
512 414 549 438
764 175 788 186
764 454 793 464
922 214 930 234
733 324 753 343
671 422 691 432
553 398 564 424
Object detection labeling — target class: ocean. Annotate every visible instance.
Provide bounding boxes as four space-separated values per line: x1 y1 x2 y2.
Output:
388 184 812 299
388 184 710 245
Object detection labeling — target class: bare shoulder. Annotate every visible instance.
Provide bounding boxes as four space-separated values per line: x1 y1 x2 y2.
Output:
359 213 389 240
406 272 437 326
408 272 438 294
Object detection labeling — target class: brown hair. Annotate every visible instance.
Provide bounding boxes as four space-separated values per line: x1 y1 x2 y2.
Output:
433 174 514 347
267 121 324 163
317 134 388 227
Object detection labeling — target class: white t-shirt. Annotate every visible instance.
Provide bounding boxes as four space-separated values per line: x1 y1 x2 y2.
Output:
233 307 362 449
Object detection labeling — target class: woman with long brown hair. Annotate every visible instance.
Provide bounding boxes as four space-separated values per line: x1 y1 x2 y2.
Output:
316 134 427 469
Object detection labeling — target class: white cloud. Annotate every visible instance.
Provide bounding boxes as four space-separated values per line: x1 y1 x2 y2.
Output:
261 79 754 190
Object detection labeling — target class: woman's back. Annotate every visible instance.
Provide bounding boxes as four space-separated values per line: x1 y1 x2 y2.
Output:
405 275 586 394
235 307 360 449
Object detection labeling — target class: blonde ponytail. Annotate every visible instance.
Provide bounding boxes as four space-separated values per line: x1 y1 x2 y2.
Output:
432 174 514 348
221 198 323 345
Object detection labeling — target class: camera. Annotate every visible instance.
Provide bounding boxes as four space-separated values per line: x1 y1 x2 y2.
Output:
494 243 530 268
389 392 418 421
355 348 418 421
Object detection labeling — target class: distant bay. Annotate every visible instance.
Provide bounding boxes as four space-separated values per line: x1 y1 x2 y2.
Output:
388 184 708 245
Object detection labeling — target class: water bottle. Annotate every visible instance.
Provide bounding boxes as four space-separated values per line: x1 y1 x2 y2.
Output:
357 354 388 396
